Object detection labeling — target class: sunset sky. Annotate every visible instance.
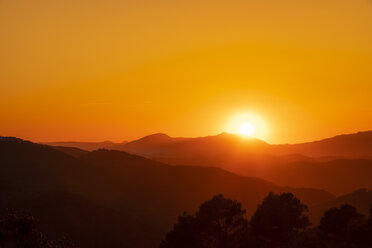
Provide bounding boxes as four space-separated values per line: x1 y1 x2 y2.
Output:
1 0 371 144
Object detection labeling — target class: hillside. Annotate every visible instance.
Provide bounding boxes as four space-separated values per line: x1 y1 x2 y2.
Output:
111 131 372 158
43 141 127 151
108 131 372 195
0 137 333 248
53 146 90 157
273 131 372 158
310 189 372 224
258 159 372 195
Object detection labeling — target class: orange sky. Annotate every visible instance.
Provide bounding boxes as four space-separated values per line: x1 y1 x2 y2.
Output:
1 0 372 144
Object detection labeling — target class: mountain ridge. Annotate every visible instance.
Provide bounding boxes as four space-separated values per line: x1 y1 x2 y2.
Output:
42 131 372 195
1 136 334 248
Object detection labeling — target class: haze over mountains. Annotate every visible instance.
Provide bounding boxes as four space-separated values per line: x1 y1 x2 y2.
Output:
44 141 128 151
116 130 372 159
46 131 372 195
47 130 372 157
310 188 372 224
0 137 332 248
2 133 372 247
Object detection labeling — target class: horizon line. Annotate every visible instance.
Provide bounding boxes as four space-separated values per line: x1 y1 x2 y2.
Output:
13 129 372 146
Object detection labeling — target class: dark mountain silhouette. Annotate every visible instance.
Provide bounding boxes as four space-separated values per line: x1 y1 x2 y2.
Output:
79 149 332 215
43 140 127 151
108 131 372 195
0 137 161 247
0 137 333 248
310 189 372 224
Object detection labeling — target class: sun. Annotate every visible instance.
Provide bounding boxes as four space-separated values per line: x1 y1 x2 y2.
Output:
225 112 269 140
239 122 255 136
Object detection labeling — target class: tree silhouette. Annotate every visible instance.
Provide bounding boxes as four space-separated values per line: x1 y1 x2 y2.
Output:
196 194 248 248
159 194 248 248
318 204 366 248
368 204 372 227
0 208 77 248
160 194 372 248
0 208 49 248
366 204 372 247
296 229 327 248
159 213 202 248
250 192 310 247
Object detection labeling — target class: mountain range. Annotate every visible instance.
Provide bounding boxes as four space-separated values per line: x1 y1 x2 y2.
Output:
47 131 372 195
43 141 127 151
0 136 343 248
2 131 372 247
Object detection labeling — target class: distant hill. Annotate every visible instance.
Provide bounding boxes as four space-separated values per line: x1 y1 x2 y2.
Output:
109 132 269 157
0 137 333 248
0 137 161 248
258 159 372 195
53 146 89 157
112 130 372 158
310 188 372 224
273 131 372 158
43 140 127 151
109 131 372 195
